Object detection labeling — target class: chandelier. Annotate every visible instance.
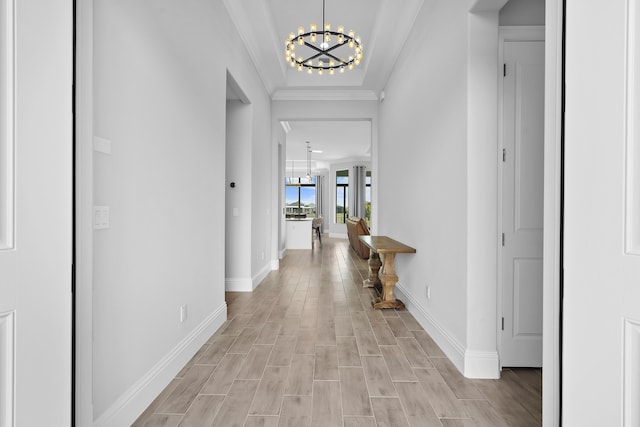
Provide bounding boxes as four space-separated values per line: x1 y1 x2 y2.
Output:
284 0 363 75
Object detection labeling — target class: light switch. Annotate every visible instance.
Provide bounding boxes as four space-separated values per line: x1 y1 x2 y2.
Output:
93 206 110 229
232 208 239 217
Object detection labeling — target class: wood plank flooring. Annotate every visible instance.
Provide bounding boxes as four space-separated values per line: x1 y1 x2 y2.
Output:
133 237 541 427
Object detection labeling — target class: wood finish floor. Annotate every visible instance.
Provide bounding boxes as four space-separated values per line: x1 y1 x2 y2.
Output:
134 238 541 427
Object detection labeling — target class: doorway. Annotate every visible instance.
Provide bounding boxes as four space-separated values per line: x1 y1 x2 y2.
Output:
225 72 252 292
498 28 545 368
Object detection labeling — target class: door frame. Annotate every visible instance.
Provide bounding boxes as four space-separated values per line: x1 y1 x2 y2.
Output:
496 25 545 367
542 0 563 425
75 0 94 425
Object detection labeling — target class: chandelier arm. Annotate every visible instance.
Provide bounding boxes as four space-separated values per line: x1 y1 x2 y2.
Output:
302 41 326 55
320 52 345 65
300 52 325 64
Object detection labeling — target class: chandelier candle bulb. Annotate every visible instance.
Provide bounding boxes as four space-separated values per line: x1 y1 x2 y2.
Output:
284 0 363 74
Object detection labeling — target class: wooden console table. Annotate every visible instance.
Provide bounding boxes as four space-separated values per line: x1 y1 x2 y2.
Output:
359 236 416 309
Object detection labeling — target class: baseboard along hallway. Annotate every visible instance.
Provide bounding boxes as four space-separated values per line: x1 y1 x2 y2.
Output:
134 237 541 426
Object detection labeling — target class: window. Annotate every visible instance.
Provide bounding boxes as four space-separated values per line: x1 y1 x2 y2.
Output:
336 169 348 223
285 177 316 218
365 170 371 227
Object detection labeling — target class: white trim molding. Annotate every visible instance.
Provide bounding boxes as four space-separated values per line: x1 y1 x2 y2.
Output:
75 0 94 424
625 0 640 256
624 318 640 426
252 264 271 289
225 277 253 292
542 1 563 426
463 350 500 379
93 303 227 427
0 0 14 251
396 283 500 379
394 283 466 375
272 89 379 102
0 311 14 427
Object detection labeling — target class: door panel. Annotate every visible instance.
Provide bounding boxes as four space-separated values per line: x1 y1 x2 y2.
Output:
501 40 545 367
0 0 72 425
564 1 640 424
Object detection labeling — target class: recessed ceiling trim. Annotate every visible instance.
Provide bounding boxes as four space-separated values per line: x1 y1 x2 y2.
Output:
272 89 378 101
223 0 285 94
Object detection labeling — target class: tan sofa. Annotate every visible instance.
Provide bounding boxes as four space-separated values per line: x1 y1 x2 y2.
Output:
346 217 370 259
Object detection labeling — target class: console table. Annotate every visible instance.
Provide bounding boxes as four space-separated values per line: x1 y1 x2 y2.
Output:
359 236 416 309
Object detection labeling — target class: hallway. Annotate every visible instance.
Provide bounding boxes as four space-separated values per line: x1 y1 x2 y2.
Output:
133 238 541 426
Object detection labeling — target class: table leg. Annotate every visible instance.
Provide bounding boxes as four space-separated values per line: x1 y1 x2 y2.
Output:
362 252 382 288
372 252 405 310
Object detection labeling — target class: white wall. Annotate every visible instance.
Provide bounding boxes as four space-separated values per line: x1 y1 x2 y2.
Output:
250 92 275 285
499 0 545 26
225 100 252 290
91 0 272 424
378 0 507 378
379 0 470 369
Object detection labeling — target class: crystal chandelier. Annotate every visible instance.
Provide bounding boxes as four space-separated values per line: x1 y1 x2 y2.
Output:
284 0 363 75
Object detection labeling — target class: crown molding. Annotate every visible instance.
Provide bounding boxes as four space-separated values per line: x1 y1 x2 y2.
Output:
272 89 379 101
222 0 285 94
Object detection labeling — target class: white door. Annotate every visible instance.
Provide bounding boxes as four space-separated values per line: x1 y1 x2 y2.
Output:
563 1 640 424
0 1 73 425
500 39 545 367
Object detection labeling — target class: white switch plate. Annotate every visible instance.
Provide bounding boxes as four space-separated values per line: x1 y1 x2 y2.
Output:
180 304 187 323
232 208 239 217
93 206 110 229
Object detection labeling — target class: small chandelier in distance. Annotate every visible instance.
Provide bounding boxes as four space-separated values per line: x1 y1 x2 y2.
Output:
285 0 363 75
305 141 313 182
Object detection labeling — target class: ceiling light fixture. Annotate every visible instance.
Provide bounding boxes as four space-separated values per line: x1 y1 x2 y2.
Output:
285 0 363 75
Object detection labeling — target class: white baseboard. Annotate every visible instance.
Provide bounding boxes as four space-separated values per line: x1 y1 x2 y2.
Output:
329 232 348 239
394 283 499 379
271 259 280 270
225 277 253 292
463 350 500 379
94 303 227 427
252 264 271 290
394 283 466 373
279 248 286 259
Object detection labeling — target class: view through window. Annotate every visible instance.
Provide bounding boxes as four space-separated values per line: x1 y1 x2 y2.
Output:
365 170 371 226
336 169 348 223
285 177 316 218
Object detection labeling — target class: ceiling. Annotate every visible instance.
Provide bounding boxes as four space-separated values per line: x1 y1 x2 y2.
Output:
223 0 424 99
223 0 424 164
282 120 371 170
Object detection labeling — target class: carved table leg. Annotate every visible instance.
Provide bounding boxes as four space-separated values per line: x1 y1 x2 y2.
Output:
372 252 405 310
362 252 382 288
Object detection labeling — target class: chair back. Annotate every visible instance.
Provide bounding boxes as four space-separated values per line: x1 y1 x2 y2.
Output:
312 217 323 229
